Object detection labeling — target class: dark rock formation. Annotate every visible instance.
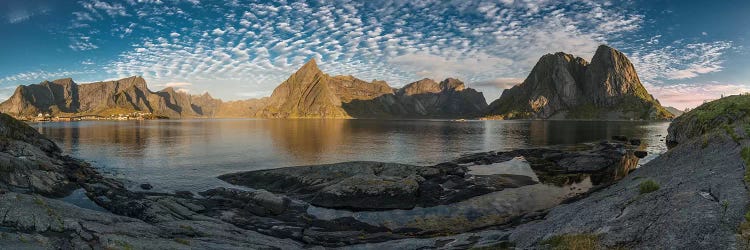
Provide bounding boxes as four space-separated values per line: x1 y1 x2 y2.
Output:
485 45 673 120
220 142 637 211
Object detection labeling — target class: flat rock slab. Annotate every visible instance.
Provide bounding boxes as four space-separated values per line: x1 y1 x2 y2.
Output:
220 141 637 212
219 161 537 210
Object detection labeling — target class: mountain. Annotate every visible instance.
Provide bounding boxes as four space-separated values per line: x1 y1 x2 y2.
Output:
664 106 685 117
485 45 673 120
0 76 225 118
257 59 351 118
0 60 488 119
258 59 488 118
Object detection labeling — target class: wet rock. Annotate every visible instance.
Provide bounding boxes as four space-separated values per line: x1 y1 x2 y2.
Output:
174 190 193 198
140 183 153 190
611 135 628 142
634 150 648 158
629 139 641 146
219 161 537 211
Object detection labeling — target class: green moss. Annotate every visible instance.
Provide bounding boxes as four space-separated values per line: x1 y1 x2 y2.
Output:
566 104 601 119
174 238 191 245
542 234 599 250
679 95 750 138
724 124 741 143
114 240 134 250
638 180 660 194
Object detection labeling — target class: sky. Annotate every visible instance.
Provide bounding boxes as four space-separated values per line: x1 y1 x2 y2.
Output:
0 0 748 109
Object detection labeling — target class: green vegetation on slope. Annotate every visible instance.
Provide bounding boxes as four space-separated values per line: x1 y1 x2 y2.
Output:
638 180 660 194
680 95 750 135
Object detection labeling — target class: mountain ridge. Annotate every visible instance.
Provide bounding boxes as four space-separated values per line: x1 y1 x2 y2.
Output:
1 45 668 120
0 60 488 119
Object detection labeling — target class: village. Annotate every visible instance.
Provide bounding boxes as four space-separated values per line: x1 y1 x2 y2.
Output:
19 111 165 122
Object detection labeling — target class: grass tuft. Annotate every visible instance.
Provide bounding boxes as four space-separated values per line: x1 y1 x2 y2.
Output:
638 180 660 194
542 234 599 250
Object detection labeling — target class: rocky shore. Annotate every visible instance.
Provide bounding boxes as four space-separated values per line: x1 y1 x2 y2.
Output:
1 93 748 249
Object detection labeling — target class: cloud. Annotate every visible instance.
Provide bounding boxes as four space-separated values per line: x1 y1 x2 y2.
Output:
46 0 734 103
5 5 51 24
211 28 226 36
473 78 525 90
389 52 513 82
650 83 750 109
627 41 733 83
162 82 192 87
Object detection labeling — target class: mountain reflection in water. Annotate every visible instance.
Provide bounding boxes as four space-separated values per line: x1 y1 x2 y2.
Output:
32 119 668 192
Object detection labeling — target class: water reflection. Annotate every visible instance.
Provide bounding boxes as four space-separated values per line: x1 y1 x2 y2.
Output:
31 119 669 192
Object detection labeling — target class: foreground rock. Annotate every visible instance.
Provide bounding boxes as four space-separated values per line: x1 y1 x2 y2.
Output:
0 113 303 249
344 96 750 249
220 142 637 211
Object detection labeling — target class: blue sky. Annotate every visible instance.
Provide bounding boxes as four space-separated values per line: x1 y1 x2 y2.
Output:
0 0 748 109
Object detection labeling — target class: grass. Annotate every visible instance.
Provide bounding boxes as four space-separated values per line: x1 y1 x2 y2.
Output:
701 135 709 149
724 124 742 144
679 95 750 138
566 104 601 119
542 234 599 250
742 147 750 183
638 180 660 194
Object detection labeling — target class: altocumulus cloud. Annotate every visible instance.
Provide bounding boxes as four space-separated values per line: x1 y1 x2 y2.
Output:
0 0 739 107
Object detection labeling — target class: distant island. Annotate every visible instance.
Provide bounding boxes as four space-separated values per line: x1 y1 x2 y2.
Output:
0 45 676 121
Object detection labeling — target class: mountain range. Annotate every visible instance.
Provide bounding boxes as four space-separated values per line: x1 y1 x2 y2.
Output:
0 45 672 120
485 45 673 120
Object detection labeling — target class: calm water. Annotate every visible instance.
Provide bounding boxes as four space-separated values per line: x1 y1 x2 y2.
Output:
32 119 670 192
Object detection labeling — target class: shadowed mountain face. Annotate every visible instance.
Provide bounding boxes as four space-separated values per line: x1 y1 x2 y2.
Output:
485 45 673 120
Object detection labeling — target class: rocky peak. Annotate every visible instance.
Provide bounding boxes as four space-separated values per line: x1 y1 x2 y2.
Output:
584 45 651 105
121 76 149 91
486 45 672 120
439 78 466 92
399 78 441 96
52 78 76 86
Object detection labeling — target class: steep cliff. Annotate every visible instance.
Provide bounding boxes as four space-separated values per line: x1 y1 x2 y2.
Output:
486 45 673 120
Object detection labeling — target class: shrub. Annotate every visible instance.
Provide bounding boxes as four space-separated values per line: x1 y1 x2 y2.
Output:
542 234 598 250
638 180 660 194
